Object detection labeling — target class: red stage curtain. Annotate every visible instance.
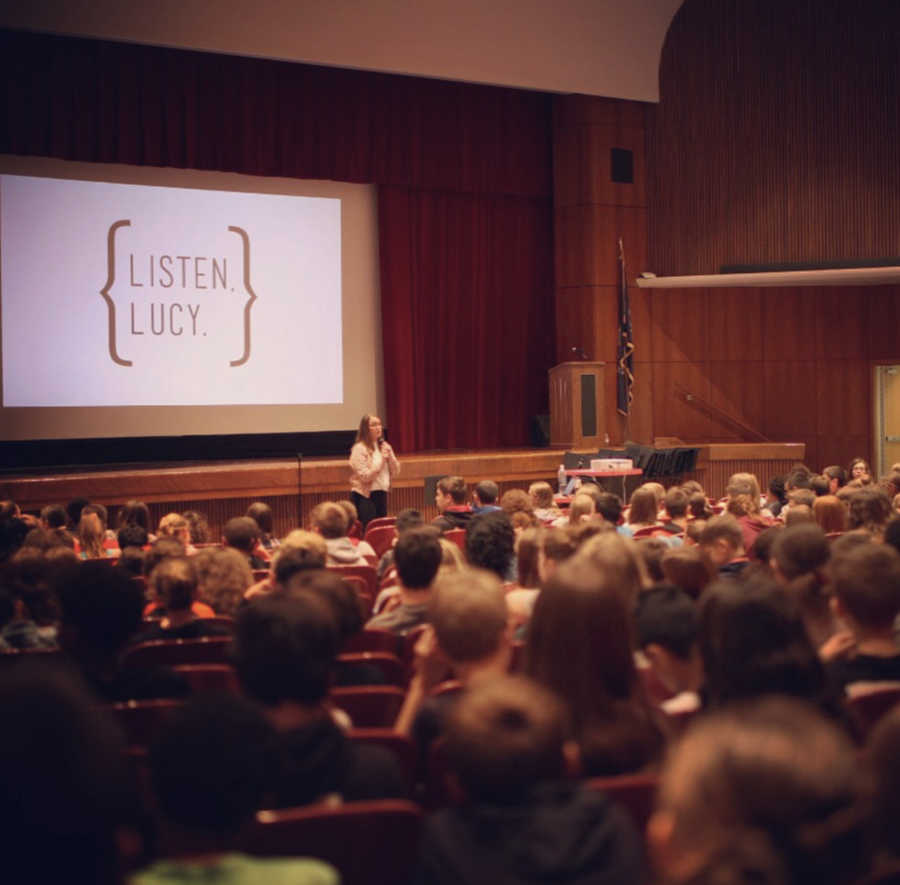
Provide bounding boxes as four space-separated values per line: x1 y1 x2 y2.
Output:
1 29 554 450
379 187 554 451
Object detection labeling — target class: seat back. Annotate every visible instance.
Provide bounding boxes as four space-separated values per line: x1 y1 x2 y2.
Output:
845 683 900 737
363 524 397 558
328 564 377 599
172 663 241 694
330 685 406 728
585 771 659 834
107 698 185 747
121 636 233 669
342 628 401 656
443 528 467 550
340 574 374 618
336 652 405 686
347 728 417 787
245 800 423 885
365 516 397 532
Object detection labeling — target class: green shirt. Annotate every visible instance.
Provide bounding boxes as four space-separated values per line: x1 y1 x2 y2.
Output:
132 852 338 885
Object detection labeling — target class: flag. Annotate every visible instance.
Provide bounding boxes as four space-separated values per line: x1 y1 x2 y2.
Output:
616 237 635 416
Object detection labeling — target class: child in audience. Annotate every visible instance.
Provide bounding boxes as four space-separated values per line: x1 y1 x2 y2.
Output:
367 525 442 634
660 546 714 599
648 697 867 885
770 523 836 648
464 511 516 583
635 585 703 714
311 501 375 565
223 516 268 570
866 706 900 875
526 555 665 775
234 592 407 805
135 693 337 885
698 514 748 577
415 674 645 885
528 480 562 522
826 543 900 692
136 557 232 641
246 500 280 551
396 567 512 747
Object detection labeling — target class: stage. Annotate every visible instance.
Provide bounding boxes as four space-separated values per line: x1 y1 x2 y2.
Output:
1 443 805 539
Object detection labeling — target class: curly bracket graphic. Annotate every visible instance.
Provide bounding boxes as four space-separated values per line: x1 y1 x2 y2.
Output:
228 225 257 367
101 219 132 367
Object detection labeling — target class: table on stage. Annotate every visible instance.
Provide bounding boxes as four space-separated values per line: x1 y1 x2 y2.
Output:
564 468 644 499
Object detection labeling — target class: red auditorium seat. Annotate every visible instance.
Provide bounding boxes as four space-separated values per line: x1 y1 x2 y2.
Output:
244 799 423 885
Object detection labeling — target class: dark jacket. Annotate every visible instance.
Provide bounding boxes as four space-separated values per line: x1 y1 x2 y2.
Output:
415 781 644 885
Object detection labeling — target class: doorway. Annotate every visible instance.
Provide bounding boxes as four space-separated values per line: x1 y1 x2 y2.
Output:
875 365 900 476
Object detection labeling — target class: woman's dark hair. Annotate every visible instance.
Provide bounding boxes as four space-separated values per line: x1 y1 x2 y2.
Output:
526 556 664 774
698 577 831 711
117 500 151 532
658 697 867 885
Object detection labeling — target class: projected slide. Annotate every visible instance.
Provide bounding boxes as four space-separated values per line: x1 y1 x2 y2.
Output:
1 174 342 407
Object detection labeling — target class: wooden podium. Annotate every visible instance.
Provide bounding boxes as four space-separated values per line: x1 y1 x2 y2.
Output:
549 361 606 447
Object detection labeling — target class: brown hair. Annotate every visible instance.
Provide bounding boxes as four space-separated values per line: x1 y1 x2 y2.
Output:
528 481 555 509
726 472 762 517
430 568 507 663
628 486 658 525
813 495 847 534
310 502 350 539
661 546 715 599
831 543 900 630
193 547 253 616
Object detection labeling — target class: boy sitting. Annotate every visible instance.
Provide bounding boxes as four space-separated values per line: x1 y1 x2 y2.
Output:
826 543 900 693
415 674 644 885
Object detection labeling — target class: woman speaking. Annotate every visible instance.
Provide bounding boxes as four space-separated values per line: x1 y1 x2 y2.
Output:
349 414 400 528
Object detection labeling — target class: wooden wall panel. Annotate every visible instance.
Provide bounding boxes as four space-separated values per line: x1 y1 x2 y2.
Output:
634 0 900 466
706 290 763 362
762 362 818 439
648 0 900 277
648 290 708 363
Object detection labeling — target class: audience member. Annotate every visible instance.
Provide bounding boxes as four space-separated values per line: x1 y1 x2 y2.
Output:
367 526 442 634
432 476 473 532
415 675 644 885
137 693 337 885
725 472 773 555
191 547 253 617
375 507 423 581
660 487 689 535
771 523 835 648
223 516 268 570
182 509 210 544
157 513 196 554
846 487 892 537
136 557 231 641
866 706 900 873
499 488 536 527
117 500 154 540
649 698 867 885
233 592 407 805
849 457 872 484
822 464 848 495
526 556 665 775
698 514 748 577
310 501 375 565
827 543 900 692
246 500 280 552
471 480 502 514
464 510 516 582
57 561 188 701
635 585 703 714
660 546 714 599
563 492 596 526
0 666 137 883
593 491 624 529
528 481 561 522
813 494 848 534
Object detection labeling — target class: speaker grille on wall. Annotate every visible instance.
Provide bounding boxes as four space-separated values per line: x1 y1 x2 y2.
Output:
611 148 634 184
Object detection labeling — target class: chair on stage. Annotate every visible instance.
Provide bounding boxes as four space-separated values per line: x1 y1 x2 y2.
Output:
244 799 423 885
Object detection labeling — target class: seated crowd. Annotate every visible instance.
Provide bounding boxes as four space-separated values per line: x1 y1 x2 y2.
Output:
2 457 900 884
